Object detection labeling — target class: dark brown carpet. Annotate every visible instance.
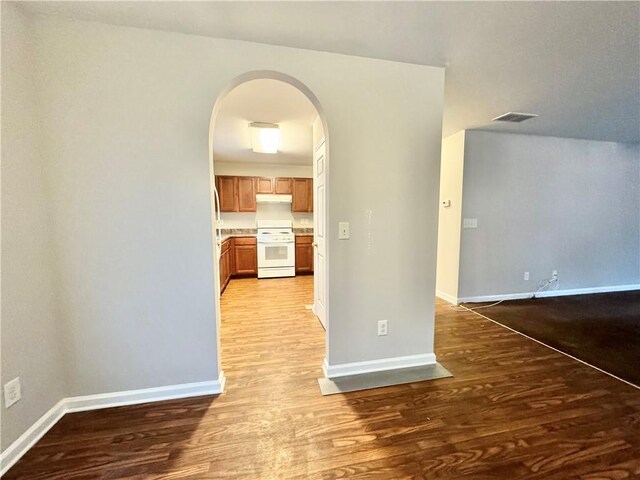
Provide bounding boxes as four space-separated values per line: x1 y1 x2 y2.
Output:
467 290 640 386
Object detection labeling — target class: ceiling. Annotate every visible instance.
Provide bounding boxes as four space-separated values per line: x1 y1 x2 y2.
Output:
20 1 640 144
212 79 317 165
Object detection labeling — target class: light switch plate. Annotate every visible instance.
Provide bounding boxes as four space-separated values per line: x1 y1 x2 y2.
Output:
463 218 478 229
338 222 350 239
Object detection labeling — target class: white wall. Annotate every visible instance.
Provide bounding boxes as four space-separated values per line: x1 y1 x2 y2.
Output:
313 116 325 150
0 3 67 449
458 130 640 299
220 207 313 230
435 131 465 301
213 161 312 178
20 12 443 401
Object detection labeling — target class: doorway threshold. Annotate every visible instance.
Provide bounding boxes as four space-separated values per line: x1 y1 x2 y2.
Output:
318 363 452 395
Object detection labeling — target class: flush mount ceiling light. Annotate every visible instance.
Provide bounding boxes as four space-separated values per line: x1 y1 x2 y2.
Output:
492 112 538 123
249 122 280 154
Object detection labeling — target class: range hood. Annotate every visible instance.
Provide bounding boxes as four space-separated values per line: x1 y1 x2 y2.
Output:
256 194 292 204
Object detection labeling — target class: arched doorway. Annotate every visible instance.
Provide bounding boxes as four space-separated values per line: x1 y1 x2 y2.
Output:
207 71 329 387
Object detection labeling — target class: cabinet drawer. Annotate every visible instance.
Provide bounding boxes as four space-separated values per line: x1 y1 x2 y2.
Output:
234 236 256 246
295 235 314 245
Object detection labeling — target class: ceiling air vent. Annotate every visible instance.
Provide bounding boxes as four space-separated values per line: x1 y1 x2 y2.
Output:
492 112 538 123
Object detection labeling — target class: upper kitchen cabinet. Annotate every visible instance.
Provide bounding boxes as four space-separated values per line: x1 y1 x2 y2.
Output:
215 175 257 212
217 176 239 212
274 177 293 194
237 177 257 212
256 177 292 194
292 178 313 212
256 177 274 194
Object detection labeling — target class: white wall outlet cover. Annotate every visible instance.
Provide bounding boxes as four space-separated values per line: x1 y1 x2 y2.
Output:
4 377 21 408
338 222 350 239
524 272 530 281
463 218 478 228
377 319 388 336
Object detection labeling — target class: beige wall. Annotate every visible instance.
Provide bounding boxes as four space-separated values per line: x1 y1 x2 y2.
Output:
435 131 466 302
0 3 67 450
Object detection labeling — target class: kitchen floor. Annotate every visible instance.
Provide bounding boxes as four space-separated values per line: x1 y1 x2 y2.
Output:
5 281 640 479
220 275 321 382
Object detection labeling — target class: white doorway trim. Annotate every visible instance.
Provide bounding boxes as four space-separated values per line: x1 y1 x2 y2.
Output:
207 70 330 385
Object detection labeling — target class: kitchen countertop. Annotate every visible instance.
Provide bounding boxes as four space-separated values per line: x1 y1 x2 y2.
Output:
220 228 255 242
219 227 313 242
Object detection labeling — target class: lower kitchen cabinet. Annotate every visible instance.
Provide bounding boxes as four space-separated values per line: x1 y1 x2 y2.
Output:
234 237 258 276
220 236 258 295
295 235 314 274
220 238 233 293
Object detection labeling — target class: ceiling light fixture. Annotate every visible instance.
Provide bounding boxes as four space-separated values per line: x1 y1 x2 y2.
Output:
249 122 280 154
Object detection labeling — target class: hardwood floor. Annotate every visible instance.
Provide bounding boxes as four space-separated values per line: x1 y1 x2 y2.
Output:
5 277 640 479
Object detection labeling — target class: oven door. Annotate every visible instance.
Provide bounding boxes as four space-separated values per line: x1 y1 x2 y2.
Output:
258 240 295 269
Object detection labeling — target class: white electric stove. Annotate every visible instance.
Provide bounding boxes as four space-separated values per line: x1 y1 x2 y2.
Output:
257 220 295 278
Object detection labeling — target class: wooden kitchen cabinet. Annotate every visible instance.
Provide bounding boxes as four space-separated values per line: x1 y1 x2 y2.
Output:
237 177 257 212
220 237 234 293
292 178 313 212
274 177 293 194
220 236 257 295
234 237 258 276
295 235 314 274
256 177 274 194
216 176 239 212
216 175 307 212
215 175 257 212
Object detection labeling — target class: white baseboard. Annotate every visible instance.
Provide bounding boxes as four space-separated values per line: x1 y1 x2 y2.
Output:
65 376 225 413
459 284 640 304
436 290 459 305
535 284 640 298
0 399 66 477
323 353 437 379
458 292 532 303
0 373 225 477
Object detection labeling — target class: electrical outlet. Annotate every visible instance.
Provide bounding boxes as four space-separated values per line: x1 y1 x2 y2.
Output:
4 377 21 409
377 320 388 336
524 272 530 281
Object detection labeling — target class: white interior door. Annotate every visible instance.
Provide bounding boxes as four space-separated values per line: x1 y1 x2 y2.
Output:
313 141 327 329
